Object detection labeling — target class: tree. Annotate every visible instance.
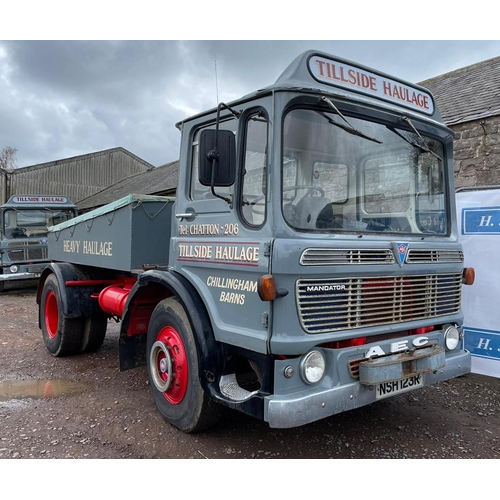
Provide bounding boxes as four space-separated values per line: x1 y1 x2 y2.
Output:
0 146 17 171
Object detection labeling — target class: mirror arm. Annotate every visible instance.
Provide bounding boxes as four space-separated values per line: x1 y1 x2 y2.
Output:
207 102 240 206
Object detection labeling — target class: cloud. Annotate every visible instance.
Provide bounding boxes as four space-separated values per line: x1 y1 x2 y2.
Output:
1 40 500 169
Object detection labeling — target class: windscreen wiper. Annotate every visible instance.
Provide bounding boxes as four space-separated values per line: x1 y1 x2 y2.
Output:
389 116 443 161
319 96 383 144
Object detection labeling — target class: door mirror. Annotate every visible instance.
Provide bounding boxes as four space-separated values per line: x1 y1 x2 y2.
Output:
198 129 236 187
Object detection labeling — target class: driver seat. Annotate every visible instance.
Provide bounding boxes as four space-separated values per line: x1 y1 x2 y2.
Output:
11 227 26 238
294 197 333 229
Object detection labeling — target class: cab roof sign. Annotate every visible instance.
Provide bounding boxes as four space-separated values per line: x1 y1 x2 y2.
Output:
11 196 68 204
308 54 434 115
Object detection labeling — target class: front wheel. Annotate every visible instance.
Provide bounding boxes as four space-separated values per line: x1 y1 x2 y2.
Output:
147 297 221 433
40 274 84 356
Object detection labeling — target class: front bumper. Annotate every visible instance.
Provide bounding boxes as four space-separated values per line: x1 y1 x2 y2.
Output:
0 271 43 282
264 349 470 428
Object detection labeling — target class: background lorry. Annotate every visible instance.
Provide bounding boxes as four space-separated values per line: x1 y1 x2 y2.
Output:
36 50 475 433
0 195 77 292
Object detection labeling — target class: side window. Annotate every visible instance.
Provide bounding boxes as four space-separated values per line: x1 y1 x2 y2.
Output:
191 118 238 200
241 112 268 226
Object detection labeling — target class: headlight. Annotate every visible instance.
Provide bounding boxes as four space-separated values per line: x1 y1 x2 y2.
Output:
300 350 325 384
9 265 19 273
444 325 460 351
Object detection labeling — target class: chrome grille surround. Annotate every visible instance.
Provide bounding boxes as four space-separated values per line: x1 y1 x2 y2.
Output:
300 248 395 266
296 273 462 333
406 249 464 264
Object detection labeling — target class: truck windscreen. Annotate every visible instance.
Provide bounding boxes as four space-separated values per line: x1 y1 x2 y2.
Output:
3 209 75 238
281 108 447 235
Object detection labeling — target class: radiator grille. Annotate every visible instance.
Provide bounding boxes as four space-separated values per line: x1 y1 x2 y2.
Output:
406 249 464 263
297 274 462 333
300 248 395 266
6 243 47 262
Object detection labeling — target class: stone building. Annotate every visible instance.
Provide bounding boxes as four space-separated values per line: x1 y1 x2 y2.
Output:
420 56 500 190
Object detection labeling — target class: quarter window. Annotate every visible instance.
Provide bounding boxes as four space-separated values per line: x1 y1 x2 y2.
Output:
241 112 268 226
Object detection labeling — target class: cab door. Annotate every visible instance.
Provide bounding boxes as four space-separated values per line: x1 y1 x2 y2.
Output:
172 108 273 354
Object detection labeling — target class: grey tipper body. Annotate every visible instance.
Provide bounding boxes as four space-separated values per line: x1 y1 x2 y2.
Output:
0 195 77 291
48 195 174 272
38 50 472 433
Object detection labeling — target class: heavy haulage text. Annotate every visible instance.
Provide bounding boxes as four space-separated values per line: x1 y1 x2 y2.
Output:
62 239 113 256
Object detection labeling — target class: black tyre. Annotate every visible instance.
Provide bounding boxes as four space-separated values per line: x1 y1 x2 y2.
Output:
0 281 4 292
147 297 221 433
40 274 84 356
81 315 108 353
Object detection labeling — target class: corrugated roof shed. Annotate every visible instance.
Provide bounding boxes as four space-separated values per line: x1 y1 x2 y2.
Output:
77 160 179 212
2 147 153 205
419 55 500 126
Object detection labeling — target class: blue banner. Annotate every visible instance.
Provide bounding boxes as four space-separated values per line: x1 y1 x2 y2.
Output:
462 206 500 234
464 327 500 361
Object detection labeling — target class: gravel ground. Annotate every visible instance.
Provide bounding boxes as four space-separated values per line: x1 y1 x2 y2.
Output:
1 281 499 464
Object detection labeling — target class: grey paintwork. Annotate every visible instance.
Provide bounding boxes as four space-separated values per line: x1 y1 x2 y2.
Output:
48 194 174 273
43 51 471 427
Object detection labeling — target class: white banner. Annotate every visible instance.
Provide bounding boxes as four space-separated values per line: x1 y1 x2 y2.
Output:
456 188 500 378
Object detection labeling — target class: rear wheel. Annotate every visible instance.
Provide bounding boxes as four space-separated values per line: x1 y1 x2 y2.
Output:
81 315 108 353
40 274 84 356
147 297 221 433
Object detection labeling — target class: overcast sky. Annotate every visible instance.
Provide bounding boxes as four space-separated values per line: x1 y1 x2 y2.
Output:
2 6 499 169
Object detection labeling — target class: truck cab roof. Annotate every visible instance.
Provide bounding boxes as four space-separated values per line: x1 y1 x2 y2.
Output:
176 50 446 130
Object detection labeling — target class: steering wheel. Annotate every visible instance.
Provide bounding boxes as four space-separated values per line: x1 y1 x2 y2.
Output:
283 185 325 201
12 227 27 238
249 185 326 215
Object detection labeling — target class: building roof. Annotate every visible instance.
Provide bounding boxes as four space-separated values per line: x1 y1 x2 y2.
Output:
15 146 153 173
76 160 179 211
419 55 500 126
1 147 155 206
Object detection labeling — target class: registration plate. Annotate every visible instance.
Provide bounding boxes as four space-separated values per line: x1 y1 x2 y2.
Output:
375 374 423 400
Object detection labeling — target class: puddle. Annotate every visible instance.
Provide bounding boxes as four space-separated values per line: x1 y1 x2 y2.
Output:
0 379 90 402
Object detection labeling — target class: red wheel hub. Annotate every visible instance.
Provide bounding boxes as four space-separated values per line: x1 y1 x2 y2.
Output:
45 290 59 339
154 326 188 404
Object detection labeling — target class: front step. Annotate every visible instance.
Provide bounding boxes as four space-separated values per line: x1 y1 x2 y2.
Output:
219 374 259 402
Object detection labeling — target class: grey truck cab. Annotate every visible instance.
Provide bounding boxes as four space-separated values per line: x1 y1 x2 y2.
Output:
0 195 77 291
38 51 473 432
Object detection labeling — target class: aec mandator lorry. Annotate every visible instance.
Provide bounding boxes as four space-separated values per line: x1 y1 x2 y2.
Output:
0 195 77 292
36 50 475 433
